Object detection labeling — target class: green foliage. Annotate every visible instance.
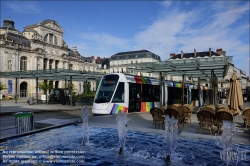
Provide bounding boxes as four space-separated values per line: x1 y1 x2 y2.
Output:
64 82 78 92
82 82 95 97
37 81 54 94
0 82 8 91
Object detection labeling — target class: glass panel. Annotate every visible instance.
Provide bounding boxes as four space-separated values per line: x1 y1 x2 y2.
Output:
112 82 124 103
94 75 119 103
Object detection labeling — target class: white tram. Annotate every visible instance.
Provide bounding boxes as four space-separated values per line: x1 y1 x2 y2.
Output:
92 73 207 115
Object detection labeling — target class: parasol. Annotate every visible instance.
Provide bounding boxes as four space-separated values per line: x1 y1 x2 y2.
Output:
227 73 243 116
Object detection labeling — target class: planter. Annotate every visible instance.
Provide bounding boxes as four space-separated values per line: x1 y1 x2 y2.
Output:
41 94 47 101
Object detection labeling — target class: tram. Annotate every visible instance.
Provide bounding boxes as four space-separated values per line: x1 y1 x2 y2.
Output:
92 73 207 115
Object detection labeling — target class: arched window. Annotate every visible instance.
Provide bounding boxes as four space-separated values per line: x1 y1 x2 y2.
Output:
44 33 58 45
8 60 12 71
20 56 27 71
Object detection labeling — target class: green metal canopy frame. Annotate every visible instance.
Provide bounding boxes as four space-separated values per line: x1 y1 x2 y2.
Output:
124 55 233 106
0 69 105 106
125 56 232 80
0 56 232 106
0 69 105 82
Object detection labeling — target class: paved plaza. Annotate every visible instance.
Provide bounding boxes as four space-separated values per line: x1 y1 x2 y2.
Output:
0 98 249 144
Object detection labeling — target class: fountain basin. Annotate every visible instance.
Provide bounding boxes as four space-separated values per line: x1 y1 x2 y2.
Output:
0 124 249 166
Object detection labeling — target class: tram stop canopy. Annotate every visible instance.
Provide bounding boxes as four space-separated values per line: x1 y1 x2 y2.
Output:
0 69 104 82
125 56 232 80
125 55 233 106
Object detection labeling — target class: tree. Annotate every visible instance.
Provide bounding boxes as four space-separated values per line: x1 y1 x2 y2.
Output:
37 81 53 95
0 82 8 91
64 82 78 92
83 82 95 97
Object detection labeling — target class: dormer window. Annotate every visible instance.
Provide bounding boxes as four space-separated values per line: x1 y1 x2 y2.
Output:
44 33 58 45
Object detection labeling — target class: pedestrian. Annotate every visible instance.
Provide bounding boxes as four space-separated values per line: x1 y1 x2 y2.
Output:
244 96 247 103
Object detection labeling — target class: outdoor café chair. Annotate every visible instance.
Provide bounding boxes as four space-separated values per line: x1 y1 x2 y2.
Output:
214 110 233 135
150 107 165 129
242 108 250 128
197 110 215 135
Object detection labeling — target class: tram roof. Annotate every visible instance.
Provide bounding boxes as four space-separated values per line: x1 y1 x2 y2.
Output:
125 56 233 80
0 69 104 82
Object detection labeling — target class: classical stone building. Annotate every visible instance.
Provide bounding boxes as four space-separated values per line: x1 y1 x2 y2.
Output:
0 18 96 98
96 50 161 77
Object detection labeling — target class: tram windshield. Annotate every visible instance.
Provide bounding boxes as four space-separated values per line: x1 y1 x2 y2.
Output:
94 75 119 103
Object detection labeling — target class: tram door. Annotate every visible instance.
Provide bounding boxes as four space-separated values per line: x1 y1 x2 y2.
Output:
128 83 141 112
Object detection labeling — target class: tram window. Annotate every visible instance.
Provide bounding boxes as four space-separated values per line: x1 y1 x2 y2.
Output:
191 89 199 100
142 84 152 102
167 87 174 105
174 88 181 104
142 84 160 102
152 85 160 102
95 75 119 103
112 82 124 103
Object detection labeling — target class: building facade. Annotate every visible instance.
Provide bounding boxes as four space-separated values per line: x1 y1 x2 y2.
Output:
1 18 248 99
96 50 161 78
0 18 96 98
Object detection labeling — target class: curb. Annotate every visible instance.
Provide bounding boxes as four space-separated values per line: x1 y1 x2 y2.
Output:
0 120 81 142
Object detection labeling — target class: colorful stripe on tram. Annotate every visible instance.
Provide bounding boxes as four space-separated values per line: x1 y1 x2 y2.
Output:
110 104 128 114
141 102 154 112
190 100 196 106
173 82 183 88
133 76 151 84
192 85 208 90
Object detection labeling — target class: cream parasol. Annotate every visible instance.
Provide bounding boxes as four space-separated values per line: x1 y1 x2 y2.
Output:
227 73 243 116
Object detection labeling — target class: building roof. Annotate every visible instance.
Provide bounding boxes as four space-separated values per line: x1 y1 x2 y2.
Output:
1 32 31 47
23 28 37 33
171 51 221 59
24 19 64 33
111 50 161 61
0 18 21 34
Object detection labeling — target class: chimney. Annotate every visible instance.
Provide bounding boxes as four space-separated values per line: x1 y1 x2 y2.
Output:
72 46 77 52
181 50 183 58
170 53 175 59
209 48 211 57
194 48 196 58
216 48 226 56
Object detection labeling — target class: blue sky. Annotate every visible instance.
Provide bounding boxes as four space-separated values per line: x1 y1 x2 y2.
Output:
1 1 249 76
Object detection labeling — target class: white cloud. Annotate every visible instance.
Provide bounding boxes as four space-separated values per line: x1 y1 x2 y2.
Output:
160 1 172 8
133 1 250 75
72 1 249 75
5 1 40 14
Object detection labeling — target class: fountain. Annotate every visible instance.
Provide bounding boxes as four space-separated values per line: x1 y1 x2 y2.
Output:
81 107 89 145
215 120 237 165
116 110 130 154
1 114 249 165
164 115 179 163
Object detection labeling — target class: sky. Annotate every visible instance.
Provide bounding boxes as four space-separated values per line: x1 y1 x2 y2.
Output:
1 1 249 76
